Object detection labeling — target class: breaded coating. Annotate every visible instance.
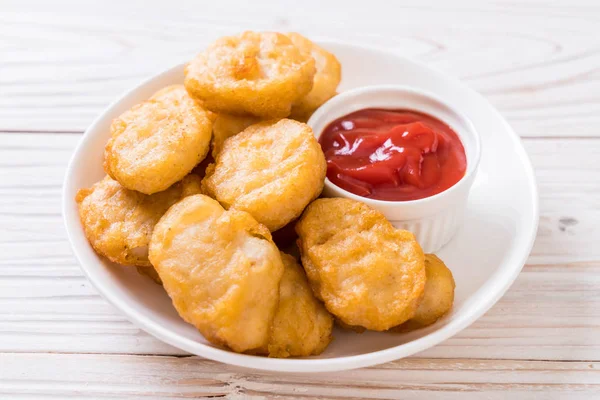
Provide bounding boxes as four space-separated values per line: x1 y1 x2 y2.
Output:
261 252 333 358
148 195 284 353
75 174 202 267
185 31 315 118
296 198 426 331
203 119 326 231
287 33 341 121
335 319 366 333
191 152 214 181
393 254 455 332
211 113 261 158
104 85 213 194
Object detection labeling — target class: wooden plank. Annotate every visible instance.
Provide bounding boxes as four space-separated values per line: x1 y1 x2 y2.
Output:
1 0 600 136
2 0 599 396
1 354 599 399
0 132 599 361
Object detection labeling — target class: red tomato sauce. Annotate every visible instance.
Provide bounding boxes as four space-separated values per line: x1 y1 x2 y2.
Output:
318 108 467 201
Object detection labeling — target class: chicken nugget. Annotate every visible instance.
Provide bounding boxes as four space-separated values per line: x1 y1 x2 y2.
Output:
148 194 284 353
392 254 455 332
104 85 213 195
75 174 202 267
287 33 341 121
211 113 261 158
203 119 326 232
185 31 315 118
258 252 333 358
191 152 214 180
296 198 426 331
335 319 366 333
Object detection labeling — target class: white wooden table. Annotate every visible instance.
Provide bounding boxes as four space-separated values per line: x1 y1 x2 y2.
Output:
2 0 599 398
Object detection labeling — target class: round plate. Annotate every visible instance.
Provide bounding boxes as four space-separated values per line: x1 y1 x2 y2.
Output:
63 41 539 372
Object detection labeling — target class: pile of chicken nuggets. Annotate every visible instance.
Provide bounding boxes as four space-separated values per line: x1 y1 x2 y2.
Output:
76 31 456 358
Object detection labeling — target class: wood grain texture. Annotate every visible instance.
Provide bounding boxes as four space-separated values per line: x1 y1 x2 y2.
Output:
2 0 600 397
1 0 600 136
1 133 598 361
1 354 600 399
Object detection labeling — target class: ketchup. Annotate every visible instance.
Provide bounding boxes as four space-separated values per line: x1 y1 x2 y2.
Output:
319 108 467 201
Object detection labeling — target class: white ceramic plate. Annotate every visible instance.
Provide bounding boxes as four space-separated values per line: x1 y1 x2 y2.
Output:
63 41 539 373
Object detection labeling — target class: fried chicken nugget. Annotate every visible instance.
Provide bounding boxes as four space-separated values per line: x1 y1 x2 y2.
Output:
335 319 366 333
296 198 426 331
211 113 261 158
148 194 284 353
104 85 213 195
185 31 315 118
259 252 333 358
393 254 456 332
287 33 341 121
75 174 202 267
203 119 326 232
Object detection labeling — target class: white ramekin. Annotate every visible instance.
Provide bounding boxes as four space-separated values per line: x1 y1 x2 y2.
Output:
308 85 481 253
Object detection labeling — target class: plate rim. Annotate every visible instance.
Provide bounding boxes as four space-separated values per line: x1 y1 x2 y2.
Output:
62 39 539 372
